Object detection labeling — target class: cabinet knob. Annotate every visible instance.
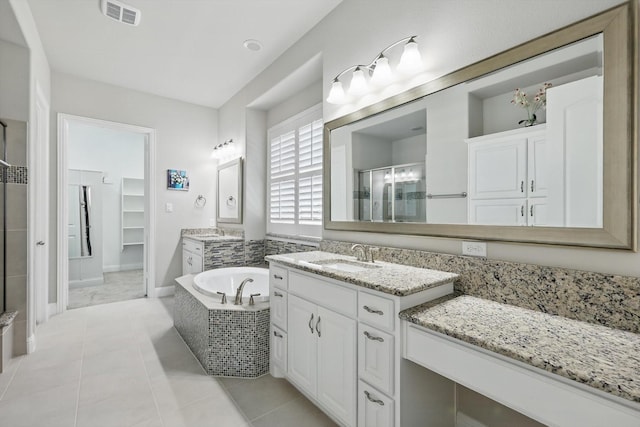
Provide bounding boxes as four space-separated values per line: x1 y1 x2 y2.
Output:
273 274 283 280
36 241 45 246
273 291 284 298
273 330 283 338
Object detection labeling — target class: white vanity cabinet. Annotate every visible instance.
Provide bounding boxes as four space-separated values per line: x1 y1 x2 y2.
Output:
467 126 547 226
268 261 455 427
182 238 203 275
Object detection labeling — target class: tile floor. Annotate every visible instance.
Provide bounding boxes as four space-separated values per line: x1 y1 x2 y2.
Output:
0 296 337 427
68 270 146 309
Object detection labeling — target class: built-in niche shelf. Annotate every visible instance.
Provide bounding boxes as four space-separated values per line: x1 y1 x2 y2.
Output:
121 177 144 250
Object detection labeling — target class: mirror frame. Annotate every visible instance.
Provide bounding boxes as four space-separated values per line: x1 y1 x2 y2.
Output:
324 3 637 250
217 157 243 224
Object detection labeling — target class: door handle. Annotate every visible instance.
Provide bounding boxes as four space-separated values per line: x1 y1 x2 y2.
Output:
273 330 283 338
520 181 524 193
364 390 384 406
521 205 524 217
273 291 284 298
363 305 383 315
530 180 534 192
36 241 45 246
364 331 384 342
308 313 314 334
530 205 534 217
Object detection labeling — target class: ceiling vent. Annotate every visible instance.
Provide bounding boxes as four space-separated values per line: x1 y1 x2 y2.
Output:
100 0 141 26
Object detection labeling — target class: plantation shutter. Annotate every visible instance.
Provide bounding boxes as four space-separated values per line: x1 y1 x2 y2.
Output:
267 104 323 236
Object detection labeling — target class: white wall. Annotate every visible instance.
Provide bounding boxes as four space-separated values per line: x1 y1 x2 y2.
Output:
68 122 145 272
51 72 218 293
392 135 425 165
219 0 639 278
0 40 29 121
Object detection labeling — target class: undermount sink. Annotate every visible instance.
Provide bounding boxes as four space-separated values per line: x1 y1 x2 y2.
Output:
310 259 381 273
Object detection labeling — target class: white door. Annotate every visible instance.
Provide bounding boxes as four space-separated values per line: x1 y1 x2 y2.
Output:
527 134 548 198
468 138 527 200
469 199 527 226
528 198 548 227
358 380 394 427
34 84 50 324
317 306 357 427
287 295 317 397
546 75 603 228
271 325 287 372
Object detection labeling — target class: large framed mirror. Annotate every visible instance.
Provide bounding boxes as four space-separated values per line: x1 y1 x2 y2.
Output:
324 3 637 250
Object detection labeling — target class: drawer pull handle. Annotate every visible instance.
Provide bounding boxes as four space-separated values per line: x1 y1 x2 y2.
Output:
315 316 321 337
364 390 384 406
273 274 283 280
363 305 383 315
308 313 314 334
274 291 284 298
273 331 283 338
364 331 384 342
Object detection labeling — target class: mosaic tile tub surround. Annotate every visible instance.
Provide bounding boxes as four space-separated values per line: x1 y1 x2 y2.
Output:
320 240 640 333
174 277 269 377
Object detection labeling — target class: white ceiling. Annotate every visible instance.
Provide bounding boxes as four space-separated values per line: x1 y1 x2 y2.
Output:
26 0 342 108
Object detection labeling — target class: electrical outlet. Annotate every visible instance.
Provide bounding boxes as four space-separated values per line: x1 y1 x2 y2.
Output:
209 218 216 227
462 241 487 257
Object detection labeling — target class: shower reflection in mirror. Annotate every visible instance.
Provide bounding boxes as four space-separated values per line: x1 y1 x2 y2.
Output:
68 184 93 258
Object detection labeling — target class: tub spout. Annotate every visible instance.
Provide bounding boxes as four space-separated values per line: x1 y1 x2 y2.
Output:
234 278 254 305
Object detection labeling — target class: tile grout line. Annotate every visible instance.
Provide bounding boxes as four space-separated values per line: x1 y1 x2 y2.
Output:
0 356 24 401
248 395 307 424
216 378 257 426
138 324 166 427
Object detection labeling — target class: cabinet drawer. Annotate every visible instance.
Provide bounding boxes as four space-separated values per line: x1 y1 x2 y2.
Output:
358 380 394 427
271 325 287 373
271 288 288 331
182 238 203 254
358 292 395 332
270 265 288 289
289 271 357 317
358 324 394 395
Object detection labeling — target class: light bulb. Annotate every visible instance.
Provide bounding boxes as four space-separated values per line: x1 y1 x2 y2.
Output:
326 79 347 104
348 67 368 96
371 55 392 86
398 37 422 74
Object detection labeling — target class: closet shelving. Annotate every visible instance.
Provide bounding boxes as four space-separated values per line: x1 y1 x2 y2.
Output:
121 177 144 250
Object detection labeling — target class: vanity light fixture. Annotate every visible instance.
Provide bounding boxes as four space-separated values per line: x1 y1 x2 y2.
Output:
212 139 234 158
326 36 422 104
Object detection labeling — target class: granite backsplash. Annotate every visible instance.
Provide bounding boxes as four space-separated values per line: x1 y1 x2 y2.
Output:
319 240 640 334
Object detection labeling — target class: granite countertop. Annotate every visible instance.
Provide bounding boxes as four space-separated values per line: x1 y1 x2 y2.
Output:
400 295 640 404
183 234 243 242
265 250 458 297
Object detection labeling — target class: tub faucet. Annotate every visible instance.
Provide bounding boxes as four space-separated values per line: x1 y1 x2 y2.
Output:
234 278 254 305
351 244 368 262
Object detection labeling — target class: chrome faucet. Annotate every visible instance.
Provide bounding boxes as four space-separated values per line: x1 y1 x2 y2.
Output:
351 244 368 262
234 278 254 305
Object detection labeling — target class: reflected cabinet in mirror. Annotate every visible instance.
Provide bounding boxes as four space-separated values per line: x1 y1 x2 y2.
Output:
324 3 636 250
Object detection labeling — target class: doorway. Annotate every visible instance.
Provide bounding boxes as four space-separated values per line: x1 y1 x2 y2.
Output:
57 114 156 311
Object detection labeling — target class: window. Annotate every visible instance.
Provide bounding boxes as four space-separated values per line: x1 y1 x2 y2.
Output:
268 104 323 237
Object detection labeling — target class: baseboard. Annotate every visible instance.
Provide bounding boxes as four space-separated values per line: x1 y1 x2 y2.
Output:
154 285 175 298
103 263 144 273
26 333 36 354
47 303 58 319
456 412 487 427
69 277 104 288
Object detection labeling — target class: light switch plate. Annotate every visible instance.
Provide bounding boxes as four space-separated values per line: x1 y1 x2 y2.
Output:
462 241 487 257
165 202 173 213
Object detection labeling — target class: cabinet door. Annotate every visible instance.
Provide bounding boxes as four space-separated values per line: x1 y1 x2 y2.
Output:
527 134 547 198
182 251 202 275
317 306 357 427
469 138 527 199
358 324 394 395
469 199 527 226
271 325 287 373
271 288 288 331
528 198 548 227
358 381 394 427
287 295 317 397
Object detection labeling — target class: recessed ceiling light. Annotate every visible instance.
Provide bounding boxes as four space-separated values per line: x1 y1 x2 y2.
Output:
243 39 263 52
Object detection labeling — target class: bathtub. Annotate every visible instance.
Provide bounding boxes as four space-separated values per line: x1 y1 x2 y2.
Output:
193 267 269 304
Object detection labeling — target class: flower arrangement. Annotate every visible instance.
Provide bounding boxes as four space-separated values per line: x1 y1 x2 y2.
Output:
510 82 552 127
167 169 189 190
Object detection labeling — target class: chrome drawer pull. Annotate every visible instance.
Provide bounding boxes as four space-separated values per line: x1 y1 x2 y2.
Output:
364 390 384 406
274 291 284 297
273 331 283 338
273 274 283 280
308 313 314 334
364 331 384 342
315 316 321 337
363 305 383 315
